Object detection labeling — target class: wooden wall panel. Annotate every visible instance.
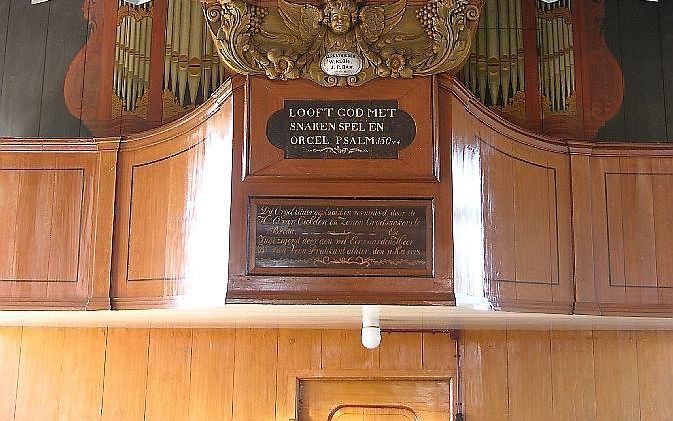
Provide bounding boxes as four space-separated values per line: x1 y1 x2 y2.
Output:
573 150 673 316
618 0 666 142
232 329 278 420
188 329 235 421
3 328 673 421
0 327 22 420
126 145 197 283
506 331 553 421
379 332 423 370
145 329 192 421
660 0 673 142
550 331 596 420
459 329 673 421
322 330 379 370
0 140 118 310
57 328 107 420
422 332 454 371
101 328 150 421
276 329 321 421
14 328 65 421
594 0 626 141
0 0 49 137
0 169 83 283
447 78 574 313
636 331 673 421
461 330 509 420
592 331 640 421
111 80 234 309
39 0 89 138
0 2 9 103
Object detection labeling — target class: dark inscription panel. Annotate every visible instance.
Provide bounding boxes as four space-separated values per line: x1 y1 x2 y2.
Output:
266 100 416 159
249 198 433 275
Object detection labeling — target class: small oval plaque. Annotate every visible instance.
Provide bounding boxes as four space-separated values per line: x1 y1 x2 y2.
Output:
320 51 363 77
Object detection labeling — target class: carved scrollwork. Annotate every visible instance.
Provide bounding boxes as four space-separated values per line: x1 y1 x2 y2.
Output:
202 0 481 87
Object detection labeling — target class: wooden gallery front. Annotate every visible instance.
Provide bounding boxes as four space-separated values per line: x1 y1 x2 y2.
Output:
1 0 672 419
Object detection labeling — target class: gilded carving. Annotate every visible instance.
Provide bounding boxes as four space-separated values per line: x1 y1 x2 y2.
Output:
498 90 526 122
202 0 481 87
542 91 577 118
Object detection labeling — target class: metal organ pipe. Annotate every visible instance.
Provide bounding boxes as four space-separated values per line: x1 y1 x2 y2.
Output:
114 0 152 113
461 0 525 112
113 0 227 116
178 0 191 106
537 0 575 114
163 0 227 109
459 0 576 119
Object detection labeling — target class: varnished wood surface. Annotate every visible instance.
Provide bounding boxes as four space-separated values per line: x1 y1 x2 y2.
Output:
1 328 673 420
228 76 454 305
0 328 455 421
298 378 452 420
110 78 234 309
446 76 673 316
461 329 673 421
2 75 673 314
0 138 119 309
448 78 573 313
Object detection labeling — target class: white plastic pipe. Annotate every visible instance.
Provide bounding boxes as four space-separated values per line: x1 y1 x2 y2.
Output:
361 306 381 349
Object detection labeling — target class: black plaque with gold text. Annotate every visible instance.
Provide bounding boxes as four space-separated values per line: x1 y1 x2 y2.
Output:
266 100 416 159
249 198 433 275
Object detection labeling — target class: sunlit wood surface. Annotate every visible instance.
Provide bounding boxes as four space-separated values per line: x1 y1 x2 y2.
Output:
1 328 672 420
0 328 454 421
461 330 673 421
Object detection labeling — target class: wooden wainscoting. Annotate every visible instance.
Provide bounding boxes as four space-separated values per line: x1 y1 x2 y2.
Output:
110 78 238 309
0 328 455 420
0 138 119 309
447 77 574 313
1 328 673 420
461 330 673 421
571 143 673 316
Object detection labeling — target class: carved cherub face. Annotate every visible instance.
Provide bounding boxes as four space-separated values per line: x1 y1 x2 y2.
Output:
330 9 352 34
324 0 358 34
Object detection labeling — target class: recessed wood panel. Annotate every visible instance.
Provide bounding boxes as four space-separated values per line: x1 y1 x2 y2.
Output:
447 78 573 313
297 378 453 421
574 152 673 316
111 81 234 309
0 140 118 309
0 169 83 283
482 144 559 292
127 142 204 282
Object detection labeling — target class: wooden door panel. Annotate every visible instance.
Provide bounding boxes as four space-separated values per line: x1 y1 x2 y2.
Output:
330 406 417 420
297 378 452 421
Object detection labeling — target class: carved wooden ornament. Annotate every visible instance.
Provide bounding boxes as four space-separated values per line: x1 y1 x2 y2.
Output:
202 0 481 87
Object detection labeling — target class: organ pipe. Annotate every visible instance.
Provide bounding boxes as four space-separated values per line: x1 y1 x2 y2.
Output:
460 0 525 118
537 0 575 114
163 0 227 109
114 0 227 118
114 1 152 113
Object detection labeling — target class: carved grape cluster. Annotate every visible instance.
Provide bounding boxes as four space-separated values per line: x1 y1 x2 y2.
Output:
416 0 441 37
247 4 268 34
